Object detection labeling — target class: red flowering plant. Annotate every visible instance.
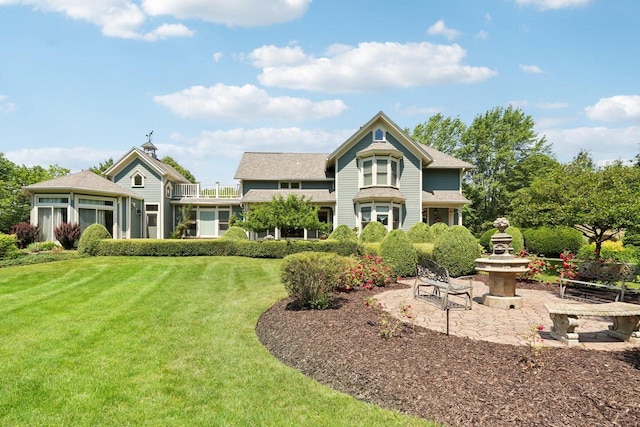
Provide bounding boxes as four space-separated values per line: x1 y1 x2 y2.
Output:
516 250 549 282
342 254 394 291
558 251 577 280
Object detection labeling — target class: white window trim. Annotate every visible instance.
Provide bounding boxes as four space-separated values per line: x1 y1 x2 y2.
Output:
279 181 301 189
131 171 145 188
359 155 399 188
358 202 402 232
373 127 386 142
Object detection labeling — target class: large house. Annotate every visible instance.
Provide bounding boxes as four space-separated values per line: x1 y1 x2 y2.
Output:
23 112 473 241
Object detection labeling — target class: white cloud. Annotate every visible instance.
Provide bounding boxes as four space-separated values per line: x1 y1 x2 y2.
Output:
251 42 497 93
0 94 17 113
0 0 306 40
541 125 640 163
213 52 223 62
141 0 311 27
485 13 492 23
519 64 544 74
398 105 442 116
5 146 121 171
537 102 569 110
585 95 640 122
475 30 489 40
153 83 347 121
427 20 460 40
142 23 194 41
514 0 592 10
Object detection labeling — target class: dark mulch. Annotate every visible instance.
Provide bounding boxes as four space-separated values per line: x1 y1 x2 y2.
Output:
256 280 640 427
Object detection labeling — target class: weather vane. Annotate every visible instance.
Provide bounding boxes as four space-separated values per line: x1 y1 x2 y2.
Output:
146 130 153 143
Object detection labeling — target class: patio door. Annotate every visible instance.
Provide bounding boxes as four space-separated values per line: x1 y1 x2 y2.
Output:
199 209 216 237
146 204 158 238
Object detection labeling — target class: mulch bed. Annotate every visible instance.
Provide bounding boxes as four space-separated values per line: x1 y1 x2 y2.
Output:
256 280 640 427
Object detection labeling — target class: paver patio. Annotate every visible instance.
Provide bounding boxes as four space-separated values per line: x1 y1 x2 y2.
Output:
378 279 638 351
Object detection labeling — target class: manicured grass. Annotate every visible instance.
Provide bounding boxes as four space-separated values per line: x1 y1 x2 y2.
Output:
0 257 431 426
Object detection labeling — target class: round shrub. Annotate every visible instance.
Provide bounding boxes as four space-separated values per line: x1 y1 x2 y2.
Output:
280 251 348 309
623 229 640 247
328 224 357 241
478 229 496 252
432 225 482 277
379 229 417 278
523 226 584 257
0 233 18 258
414 243 434 265
430 222 449 240
77 224 112 256
221 226 248 240
407 222 434 243
359 221 388 243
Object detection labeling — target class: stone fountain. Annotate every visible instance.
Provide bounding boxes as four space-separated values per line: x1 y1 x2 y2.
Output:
476 218 529 310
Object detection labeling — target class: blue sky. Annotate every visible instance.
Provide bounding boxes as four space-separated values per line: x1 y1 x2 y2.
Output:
1 0 639 184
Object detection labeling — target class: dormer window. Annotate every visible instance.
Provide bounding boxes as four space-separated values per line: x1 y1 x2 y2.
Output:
374 128 385 141
132 171 145 188
359 156 399 188
279 181 301 189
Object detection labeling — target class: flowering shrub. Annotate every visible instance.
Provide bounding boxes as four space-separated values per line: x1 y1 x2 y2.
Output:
9 222 40 249
341 254 394 290
516 250 549 281
559 251 577 280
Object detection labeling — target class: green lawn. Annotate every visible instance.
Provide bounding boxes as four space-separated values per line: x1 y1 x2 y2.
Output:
0 256 431 426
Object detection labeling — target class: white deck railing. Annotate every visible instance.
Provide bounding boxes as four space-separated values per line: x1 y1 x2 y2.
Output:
173 183 240 199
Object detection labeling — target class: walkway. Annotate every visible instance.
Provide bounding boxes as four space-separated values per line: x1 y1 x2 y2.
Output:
376 279 638 351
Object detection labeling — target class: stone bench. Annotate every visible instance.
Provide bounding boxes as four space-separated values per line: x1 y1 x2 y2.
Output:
544 302 640 346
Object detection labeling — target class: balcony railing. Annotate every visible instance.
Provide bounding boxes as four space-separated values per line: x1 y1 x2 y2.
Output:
173 183 240 199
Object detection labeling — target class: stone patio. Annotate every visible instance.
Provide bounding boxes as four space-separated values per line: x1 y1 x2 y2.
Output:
377 279 639 351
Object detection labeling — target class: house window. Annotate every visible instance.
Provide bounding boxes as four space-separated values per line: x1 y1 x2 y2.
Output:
360 156 399 188
219 210 230 235
374 128 385 141
359 203 402 232
78 197 116 236
279 182 301 189
132 171 144 187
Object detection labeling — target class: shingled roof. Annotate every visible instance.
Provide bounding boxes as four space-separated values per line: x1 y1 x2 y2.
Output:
353 187 406 203
422 146 474 169
23 170 141 198
234 153 331 181
422 190 470 204
104 147 190 184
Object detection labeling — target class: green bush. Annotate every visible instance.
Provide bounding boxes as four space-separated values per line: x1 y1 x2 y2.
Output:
623 229 640 247
432 225 481 277
577 241 638 263
78 224 112 256
360 242 380 256
27 241 59 252
478 226 523 254
430 222 449 240
359 222 388 243
478 229 496 252
414 243 434 265
9 222 39 249
523 226 584 257
379 230 417 278
280 252 348 309
328 225 357 241
407 222 434 243
0 233 18 258
220 226 248 240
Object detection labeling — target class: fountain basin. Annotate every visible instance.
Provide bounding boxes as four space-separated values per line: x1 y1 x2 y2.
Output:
476 257 529 309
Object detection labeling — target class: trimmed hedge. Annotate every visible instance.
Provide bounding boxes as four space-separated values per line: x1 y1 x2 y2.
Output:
359 222 388 243
407 222 434 243
523 226 584 257
94 238 359 258
380 229 417 278
220 226 248 240
430 222 449 240
0 233 18 258
432 225 482 277
479 226 524 254
78 224 112 256
414 243 434 265
328 225 358 241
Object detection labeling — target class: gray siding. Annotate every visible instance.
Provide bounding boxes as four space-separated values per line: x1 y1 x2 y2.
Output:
422 169 460 192
113 158 163 204
387 134 421 231
242 181 278 194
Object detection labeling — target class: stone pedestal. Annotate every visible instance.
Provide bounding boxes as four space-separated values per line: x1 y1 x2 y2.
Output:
482 294 523 310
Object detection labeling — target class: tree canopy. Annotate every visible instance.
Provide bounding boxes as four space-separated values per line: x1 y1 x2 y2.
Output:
0 153 69 233
161 156 197 184
241 194 330 239
511 154 640 259
89 158 114 176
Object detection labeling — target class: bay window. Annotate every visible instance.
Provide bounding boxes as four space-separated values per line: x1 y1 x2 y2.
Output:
359 203 402 232
359 156 399 188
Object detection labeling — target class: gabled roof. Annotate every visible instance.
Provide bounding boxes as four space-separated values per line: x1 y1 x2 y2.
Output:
326 111 433 168
234 152 331 181
327 111 473 170
23 170 141 198
104 147 190 184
